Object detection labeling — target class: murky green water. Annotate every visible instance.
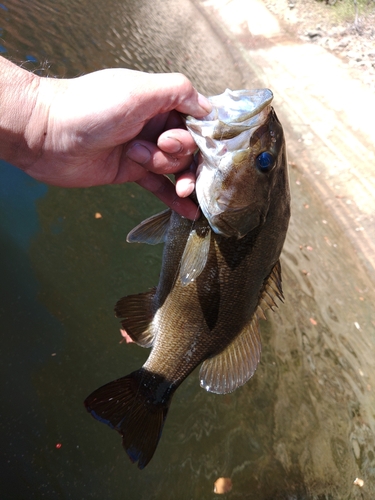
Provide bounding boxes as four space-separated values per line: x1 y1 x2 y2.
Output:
1 0 375 498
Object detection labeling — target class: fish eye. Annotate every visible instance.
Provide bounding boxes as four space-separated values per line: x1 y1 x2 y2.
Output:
255 151 275 173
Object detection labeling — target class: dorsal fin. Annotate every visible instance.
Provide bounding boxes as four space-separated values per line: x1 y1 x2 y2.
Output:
180 226 211 286
126 209 172 245
114 288 156 347
199 315 261 394
256 260 284 320
265 259 284 301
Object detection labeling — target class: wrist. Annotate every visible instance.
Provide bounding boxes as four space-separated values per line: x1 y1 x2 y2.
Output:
0 57 47 170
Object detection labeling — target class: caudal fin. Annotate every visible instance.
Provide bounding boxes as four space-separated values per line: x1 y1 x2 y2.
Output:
84 369 174 469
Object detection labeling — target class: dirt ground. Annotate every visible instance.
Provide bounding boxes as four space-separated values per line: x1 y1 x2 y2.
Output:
263 0 375 91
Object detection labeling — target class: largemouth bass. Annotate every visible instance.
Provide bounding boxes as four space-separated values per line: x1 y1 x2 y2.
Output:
84 88 290 469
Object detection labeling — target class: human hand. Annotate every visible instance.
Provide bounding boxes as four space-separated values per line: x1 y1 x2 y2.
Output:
22 68 212 218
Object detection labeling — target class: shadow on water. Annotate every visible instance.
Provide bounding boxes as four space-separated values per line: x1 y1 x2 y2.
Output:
1 0 375 498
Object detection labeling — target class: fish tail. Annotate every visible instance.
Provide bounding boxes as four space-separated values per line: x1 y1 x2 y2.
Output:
84 369 174 469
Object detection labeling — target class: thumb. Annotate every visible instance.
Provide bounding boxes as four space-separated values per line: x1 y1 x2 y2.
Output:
136 72 212 118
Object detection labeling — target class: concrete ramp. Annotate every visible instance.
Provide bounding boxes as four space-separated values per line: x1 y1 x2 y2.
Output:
197 0 375 281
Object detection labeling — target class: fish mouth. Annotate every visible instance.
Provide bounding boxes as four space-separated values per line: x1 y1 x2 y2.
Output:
207 207 261 239
185 89 274 154
209 88 273 125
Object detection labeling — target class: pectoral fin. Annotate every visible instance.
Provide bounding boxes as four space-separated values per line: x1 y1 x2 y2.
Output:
127 209 172 245
115 288 156 348
199 315 261 395
180 226 211 286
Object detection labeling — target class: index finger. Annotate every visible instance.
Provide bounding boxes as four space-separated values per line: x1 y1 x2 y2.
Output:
142 73 212 118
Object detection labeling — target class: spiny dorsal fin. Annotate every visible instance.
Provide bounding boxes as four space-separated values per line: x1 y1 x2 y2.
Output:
265 260 284 301
180 226 211 286
256 260 284 320
199 315 261 394
115 288 156 347
126 209 172 245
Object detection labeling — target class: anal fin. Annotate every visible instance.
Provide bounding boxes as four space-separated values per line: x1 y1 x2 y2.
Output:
199 316 261 395
115 288 156 347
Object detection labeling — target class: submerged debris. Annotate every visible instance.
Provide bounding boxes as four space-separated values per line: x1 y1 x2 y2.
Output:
353 477 364 487
214 477 233 494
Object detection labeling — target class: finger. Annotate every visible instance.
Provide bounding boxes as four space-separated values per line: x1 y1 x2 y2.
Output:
157 129 198 157
175 175 195 198
143 73 212 118
124 141 192 175
175 163 197 198
136 172 200 220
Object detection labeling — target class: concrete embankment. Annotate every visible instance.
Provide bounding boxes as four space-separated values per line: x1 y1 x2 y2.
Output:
195 0 375 282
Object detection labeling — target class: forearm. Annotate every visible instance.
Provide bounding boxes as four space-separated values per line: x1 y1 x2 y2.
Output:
0 56 45 169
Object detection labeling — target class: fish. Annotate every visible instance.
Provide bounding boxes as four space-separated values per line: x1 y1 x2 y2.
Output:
84 88 290 469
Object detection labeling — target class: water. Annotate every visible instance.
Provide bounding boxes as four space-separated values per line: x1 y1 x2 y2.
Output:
1 0 375 498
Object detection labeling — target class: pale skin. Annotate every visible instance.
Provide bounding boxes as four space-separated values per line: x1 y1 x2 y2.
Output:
0 56 212 219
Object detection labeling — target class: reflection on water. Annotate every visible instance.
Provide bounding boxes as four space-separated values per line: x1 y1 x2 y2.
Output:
1 0 375 498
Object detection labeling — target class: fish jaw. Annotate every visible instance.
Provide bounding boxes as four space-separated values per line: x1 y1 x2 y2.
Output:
186 90 286 239
185 88 279 238
186 88 273 162
195 148 266 238
186 88 274 137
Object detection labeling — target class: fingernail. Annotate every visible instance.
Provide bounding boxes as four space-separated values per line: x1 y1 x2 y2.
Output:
126 143 151 164
177 180 195 198
164 137 183 154
197 93 212 114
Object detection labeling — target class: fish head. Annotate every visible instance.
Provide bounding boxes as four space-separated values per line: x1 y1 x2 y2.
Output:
186 89 287 238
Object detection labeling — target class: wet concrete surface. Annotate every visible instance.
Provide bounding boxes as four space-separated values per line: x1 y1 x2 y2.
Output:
196 0 375 283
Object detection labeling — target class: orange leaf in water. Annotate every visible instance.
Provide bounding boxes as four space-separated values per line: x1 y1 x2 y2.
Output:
214 478 232 494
